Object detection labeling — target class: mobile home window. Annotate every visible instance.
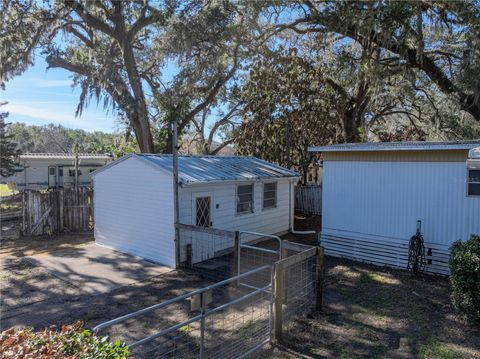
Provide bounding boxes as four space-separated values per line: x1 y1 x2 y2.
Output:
237 184 253 214
263 182 277 209
69 169 82 176
468 169 480 196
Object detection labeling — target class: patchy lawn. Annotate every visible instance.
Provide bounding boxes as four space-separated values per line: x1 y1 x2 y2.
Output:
0 184 16 197
274 256 480 359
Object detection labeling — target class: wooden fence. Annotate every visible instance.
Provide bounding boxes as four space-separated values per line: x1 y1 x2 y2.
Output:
295 185 322 215
0 187 94 238
1 193 23 239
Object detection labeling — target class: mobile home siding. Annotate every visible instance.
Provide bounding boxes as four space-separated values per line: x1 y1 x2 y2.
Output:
321 158 480 274
94 157 175 267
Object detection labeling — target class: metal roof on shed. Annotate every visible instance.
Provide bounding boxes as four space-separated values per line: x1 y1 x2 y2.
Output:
309 140 480 152
92 154 299 185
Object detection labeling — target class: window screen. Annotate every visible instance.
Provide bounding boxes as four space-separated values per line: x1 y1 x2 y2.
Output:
237 184 253 214
468 169 480 196
263 182 277 209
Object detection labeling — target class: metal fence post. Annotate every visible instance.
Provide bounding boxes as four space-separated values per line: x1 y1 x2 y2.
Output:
316 246 325 311
273 262 284 343
282 247 289 301
233 231 240 286
200 291 206 358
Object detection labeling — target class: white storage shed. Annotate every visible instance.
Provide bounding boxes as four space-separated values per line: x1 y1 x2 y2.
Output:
91 154 299 267
309 141 480 275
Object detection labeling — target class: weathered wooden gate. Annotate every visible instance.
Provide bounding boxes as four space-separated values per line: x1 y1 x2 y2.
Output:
23 187 93 236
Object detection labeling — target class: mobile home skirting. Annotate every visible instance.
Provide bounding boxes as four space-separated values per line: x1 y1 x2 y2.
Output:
320 230 451 275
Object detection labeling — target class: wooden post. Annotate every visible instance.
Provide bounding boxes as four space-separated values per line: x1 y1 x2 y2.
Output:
73 143 79 190
27 191 32 236
273 262 284 343
186 244 193 268
316 246 325 311
232 231 240 285
58 189 64 232
21 191 26 236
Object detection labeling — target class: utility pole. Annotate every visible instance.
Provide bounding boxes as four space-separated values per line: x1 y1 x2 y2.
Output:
172 119 180 267
73 143 79 190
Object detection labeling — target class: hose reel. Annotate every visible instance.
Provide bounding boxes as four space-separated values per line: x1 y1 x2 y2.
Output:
407 220 426 275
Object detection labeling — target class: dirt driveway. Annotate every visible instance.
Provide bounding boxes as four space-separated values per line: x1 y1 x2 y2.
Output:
0 234 179 330
24 243 171 294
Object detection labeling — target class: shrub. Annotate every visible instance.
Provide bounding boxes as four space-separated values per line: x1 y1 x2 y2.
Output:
449 234 480 325
0 322 129 358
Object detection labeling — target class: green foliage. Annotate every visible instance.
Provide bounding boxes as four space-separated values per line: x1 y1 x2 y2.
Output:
254 1 480 141
236 50 336 177
0 105 20 177
7 122 138 157
1 322 129 358
417 337 457 359
449 234 480 325
60 329 128 359
1 1 252 153
3 0 480 154
177 325 192 335
358 272 388 285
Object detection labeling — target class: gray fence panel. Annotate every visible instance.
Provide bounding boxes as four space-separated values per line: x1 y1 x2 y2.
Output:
295 185 322 215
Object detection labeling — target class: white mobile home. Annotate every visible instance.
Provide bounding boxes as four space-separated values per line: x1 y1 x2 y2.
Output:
2 153 112 189
310 141 480 275
91 154 299 267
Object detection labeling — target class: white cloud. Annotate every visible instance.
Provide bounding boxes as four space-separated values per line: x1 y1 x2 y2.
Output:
4 101 114 132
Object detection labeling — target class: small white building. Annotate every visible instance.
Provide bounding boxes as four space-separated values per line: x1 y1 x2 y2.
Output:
309 141 480 275
91 154 299 267
2 153 112 189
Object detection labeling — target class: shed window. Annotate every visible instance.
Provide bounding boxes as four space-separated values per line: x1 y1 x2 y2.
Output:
263 182 277 209
237 184 253 214
468 169 480 196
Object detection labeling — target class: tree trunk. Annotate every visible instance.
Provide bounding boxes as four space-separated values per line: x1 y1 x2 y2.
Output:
130 112 154 153
342 106 361 143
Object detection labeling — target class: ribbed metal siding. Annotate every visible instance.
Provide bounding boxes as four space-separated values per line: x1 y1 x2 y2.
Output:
321 160 480 274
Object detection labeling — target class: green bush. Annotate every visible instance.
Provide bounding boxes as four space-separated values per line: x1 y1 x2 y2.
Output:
449 234 480 325
0 322 129 358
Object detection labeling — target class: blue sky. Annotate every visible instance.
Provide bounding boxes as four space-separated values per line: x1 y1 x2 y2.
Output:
1 56 118 133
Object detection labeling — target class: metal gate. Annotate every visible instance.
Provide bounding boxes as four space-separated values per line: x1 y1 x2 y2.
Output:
94 227 324 358
94 265 274 358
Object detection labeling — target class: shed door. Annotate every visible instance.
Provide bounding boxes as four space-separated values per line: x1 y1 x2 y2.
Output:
48 166 56 188
191 192 214 264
